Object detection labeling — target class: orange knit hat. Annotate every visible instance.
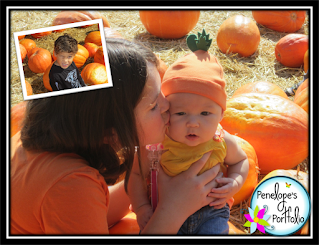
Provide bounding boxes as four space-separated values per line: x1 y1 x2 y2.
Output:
161 30 227 111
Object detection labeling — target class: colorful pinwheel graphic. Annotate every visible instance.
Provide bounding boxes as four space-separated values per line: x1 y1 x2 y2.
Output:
243 205 271 234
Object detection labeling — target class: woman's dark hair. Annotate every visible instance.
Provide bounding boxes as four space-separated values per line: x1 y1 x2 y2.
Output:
20 38 159 192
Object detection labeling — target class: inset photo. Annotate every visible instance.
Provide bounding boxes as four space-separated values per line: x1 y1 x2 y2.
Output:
13 19 112 100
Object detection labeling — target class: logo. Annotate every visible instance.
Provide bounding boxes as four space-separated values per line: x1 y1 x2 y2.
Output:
243 176 310 236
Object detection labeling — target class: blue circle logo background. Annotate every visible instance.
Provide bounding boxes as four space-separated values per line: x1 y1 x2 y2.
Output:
250 176 310 236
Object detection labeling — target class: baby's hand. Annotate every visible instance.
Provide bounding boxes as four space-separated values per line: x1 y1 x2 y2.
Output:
208 177 239 209
135 204 153 231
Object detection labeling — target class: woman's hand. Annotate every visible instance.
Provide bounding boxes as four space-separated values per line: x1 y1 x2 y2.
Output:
141 151 221 234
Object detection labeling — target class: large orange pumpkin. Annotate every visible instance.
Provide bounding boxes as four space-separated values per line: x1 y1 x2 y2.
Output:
81 63 108 85
20 39 36 54
232 135 259 206
73 44 89 68
94 46 105 65
275 34 308 68
83 42 99 58
84 31 102 46
11 101 27 137
294 78 308 113
216 15 260 57
28 48 52 73
52 10 110 28
139 11 200 39
19 44 27 62
232 81 288 99
220 93 308 174
42 61 55 91
252 10 306 33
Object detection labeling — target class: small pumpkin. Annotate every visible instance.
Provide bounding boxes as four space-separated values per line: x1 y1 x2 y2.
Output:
31 31 52 39
303 49 309 72
294 78 308 113
18 35 25 40
94 46 105 65
20 39 36 54
84 31 102 46
73 44 89 68
52 10 110 28
42 61 55 91
139 10 200 39
27 47 42 59
252 10 306 33
232 135 259 206
25 80 33 96
220 93 308 174
216 15 260 57
28 48 52 74
275 34 308 68
83 42 99 58
232 81 288 99
81 63 108 85
19 44 27 62
10 101 27 137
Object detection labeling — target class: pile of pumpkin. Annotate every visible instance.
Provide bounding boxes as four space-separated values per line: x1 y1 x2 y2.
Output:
18 11 121 95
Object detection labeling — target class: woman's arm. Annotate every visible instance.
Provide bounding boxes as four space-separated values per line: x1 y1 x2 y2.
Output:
107 181 131 228
141 151 222 234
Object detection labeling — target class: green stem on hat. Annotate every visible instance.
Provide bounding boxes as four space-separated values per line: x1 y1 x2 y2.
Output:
186 29 212 52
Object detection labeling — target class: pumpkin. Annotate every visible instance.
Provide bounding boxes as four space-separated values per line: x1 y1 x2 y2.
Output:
27 47 41 59
232 135 259 206
42 61 55 91
252 10 306 33
109 212 140 235
294 78 308 113
18 35 25 40
31 31 52 39
53 29 66 33
74 44 89 68
94 46 105 65
139 11 200 39
275 34 308 68
84 31 102 46
232 81 288 99
28 48 52 74
303 49 309 72
20 39 36 54
81 63 108 85
220 93 308 175
11 101 27 137
52 10 110 28
216 15 260 57
83 42 99 58
104 27 123 39
25 80 33 96
19 44 27 62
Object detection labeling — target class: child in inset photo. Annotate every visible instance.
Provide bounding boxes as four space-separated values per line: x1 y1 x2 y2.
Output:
49 33 86 91
129 30 249 235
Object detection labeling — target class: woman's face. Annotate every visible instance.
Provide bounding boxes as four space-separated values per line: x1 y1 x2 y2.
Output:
134 62 170 146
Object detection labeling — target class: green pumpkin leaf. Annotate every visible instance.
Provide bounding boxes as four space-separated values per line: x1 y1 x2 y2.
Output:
258 219 270 227
186 29 212 52
243 221 252 227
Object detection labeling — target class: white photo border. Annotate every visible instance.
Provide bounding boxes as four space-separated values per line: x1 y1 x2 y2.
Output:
13 19 113 100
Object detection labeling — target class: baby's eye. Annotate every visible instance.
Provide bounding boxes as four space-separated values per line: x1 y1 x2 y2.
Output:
201 111 211 116
176 112 185 116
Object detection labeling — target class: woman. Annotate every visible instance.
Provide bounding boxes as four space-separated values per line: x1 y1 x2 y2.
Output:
10 38 221 235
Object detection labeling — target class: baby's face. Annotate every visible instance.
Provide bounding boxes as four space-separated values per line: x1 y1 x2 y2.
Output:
166 93 224 147
54 51 76 69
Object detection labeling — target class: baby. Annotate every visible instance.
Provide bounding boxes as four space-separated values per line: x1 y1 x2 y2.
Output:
49 34 86 91
129 35 249 235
